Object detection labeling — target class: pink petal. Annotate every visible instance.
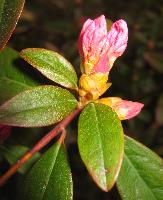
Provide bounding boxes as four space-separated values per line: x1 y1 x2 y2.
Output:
107 19 128 63
78 18 93 56
94 54 109 73
113 100 144 120
78 16 128 75
78 15 109 72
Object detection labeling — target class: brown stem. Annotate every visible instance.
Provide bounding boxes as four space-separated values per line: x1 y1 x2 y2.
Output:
58 128 67 144
0 107 82 187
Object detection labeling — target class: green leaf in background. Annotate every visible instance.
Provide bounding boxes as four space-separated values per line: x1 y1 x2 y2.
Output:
21 142 73 200
117 135 163 200
1 145 40 174
78 103 124 191
0 85 77 127
0 0 25 50
0 47 38 104
20 48 78 90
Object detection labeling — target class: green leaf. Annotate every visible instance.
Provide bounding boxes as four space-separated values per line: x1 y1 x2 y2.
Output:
21 142 73 200
0 47 39 104
0 85 77 127
1 145 40 174
20 48 78 89
0 0 25 50
117 136 163 200
78 103 124 191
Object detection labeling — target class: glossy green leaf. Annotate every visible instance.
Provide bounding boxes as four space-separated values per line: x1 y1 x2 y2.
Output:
1 145 40 174
117 136 163 200
21 142 73 200
0 85 77 127
0 0 25 50
0 47 39 104
78 103 124 191
20 48 78 89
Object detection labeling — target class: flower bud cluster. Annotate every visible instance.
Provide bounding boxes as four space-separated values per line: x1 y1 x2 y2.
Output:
78 15 144 120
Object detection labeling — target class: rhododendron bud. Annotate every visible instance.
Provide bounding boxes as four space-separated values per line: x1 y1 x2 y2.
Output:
78 15 128 74
97 97 144 120
78 15 128 101
0 125 12 141
107 20 128 69
78 15 109 74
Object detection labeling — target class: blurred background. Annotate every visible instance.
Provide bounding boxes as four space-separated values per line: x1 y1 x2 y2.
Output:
1 0 163 199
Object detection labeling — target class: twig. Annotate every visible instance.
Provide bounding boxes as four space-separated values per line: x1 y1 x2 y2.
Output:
0 107 81 186
58 127 67 144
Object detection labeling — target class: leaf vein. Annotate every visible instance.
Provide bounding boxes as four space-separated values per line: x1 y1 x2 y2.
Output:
42 145 61 200
124 153 157 200
91 103 107 186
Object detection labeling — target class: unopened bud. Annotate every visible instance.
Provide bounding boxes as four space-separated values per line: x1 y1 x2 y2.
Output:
97 97 144 120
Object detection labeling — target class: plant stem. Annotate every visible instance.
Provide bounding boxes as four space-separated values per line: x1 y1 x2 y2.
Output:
0 107 82 186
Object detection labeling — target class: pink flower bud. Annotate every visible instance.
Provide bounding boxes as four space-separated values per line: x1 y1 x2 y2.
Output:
78 15 109 74
107 20 128 68
98 97 144 120
113 100 144 120
0 125 12 141
78 15 128 74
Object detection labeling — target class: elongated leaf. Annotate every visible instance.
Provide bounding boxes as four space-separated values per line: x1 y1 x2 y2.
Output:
0 47 39 104
78 103 124 191
117 136 163 200
1 145 40 174
0 0 25 50
0 85 77 127
20 48 78 89
21 142 73 200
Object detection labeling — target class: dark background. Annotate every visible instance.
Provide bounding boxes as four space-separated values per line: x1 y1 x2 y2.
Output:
1 0 163 199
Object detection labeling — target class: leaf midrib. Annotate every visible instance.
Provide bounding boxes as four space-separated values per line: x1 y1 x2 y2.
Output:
41 144 61 200
91 103 107 187
0 99 76 116
124 153 157 200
